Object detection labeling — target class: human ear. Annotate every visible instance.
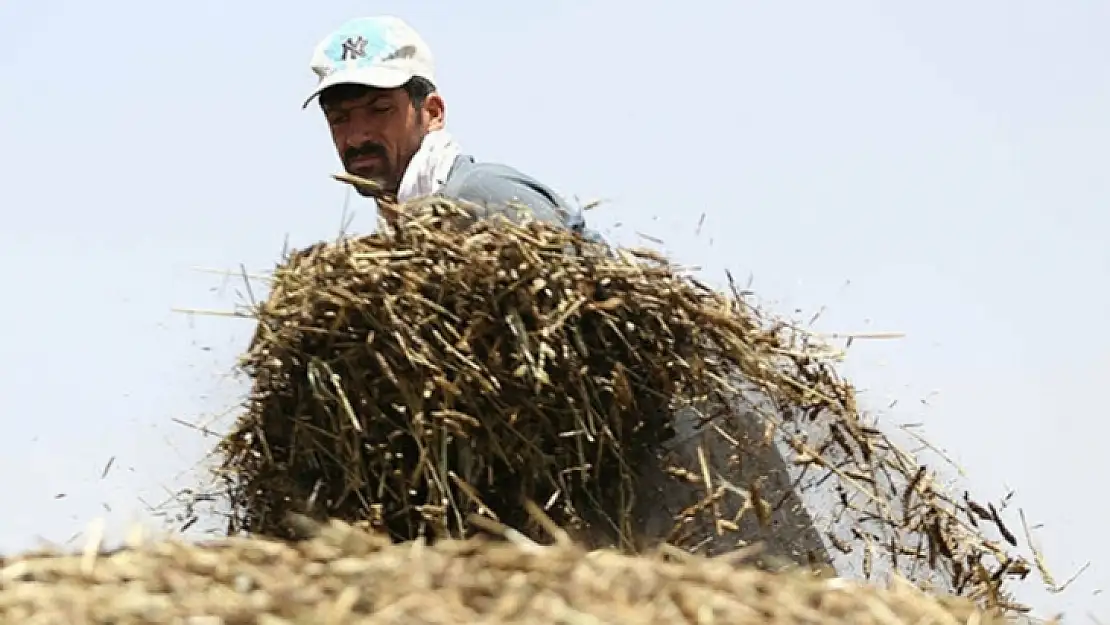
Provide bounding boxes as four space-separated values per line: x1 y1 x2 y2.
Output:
424 93 446 131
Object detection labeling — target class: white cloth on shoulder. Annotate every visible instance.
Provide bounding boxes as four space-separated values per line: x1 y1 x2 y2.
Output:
396 129 462 202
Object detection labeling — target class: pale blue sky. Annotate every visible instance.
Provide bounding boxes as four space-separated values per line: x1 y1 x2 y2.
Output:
1 0 1105 619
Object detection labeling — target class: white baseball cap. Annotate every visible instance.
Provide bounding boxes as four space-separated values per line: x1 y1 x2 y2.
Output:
303 16 436 109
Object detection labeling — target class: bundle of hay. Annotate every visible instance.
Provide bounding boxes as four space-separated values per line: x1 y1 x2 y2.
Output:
214 195 1036 614
0 517 1022 624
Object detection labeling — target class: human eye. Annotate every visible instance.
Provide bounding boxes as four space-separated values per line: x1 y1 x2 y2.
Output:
325 109 350 125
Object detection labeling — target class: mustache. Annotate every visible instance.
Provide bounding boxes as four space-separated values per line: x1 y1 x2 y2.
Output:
343 142 388 167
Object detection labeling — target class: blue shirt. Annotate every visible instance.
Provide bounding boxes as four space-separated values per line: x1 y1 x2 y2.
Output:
438 154 603 242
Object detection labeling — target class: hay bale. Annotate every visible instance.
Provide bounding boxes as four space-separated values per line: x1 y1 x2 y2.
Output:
0 518 1024 624
215 195 1034 613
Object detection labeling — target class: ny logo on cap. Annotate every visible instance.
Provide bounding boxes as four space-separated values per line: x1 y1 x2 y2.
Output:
340 36 368 61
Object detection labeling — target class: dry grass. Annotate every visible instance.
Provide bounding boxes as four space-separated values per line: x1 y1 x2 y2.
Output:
204 193 1042 616
0 516 1021 625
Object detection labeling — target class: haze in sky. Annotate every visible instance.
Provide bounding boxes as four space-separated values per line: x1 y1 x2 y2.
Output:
1 0 1106 619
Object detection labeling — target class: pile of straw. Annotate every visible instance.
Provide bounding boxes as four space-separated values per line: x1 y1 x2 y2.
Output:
0 516 1016 624
213 194 1036 614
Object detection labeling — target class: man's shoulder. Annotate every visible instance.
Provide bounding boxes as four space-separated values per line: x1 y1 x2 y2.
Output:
438 155 604 242
443 155 562 204
440 154 576 226
449 157 528 182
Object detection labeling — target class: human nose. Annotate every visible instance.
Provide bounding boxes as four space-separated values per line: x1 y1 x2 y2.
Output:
347 125 374 147
345 113 381 145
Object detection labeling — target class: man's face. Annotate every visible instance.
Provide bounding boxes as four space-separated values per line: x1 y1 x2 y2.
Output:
320 84 443 197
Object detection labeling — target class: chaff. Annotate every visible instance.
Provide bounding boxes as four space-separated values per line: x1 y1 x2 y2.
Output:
213 195 1037 614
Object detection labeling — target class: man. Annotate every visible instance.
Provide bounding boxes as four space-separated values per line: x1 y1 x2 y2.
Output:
303 16 593 237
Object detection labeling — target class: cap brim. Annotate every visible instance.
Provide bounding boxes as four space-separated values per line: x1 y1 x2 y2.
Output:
302 66 414 109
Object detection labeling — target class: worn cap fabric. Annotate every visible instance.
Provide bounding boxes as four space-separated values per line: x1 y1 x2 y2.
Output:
303 16 436 109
